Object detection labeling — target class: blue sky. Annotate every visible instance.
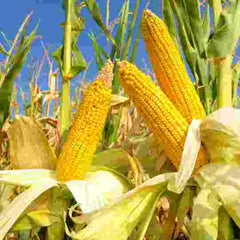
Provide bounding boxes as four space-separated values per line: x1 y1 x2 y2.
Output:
0 0 160 93
0 0 239 113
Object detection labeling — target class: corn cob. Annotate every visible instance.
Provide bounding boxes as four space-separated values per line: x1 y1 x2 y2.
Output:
141 9 206 124
56 60 113 182
118 61 208 172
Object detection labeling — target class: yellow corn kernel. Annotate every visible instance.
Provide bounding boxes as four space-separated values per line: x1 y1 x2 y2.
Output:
118 61 208 172
56 60 113 182
141 9 206 124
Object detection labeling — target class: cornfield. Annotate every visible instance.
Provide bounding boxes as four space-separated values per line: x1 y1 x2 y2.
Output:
0 0 240 239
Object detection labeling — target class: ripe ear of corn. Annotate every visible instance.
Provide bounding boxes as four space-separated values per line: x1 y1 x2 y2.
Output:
56 60 113 182
141 9 206 124
118 61 208 172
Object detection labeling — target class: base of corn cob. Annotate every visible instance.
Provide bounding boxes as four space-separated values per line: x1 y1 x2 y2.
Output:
56 61 113 182
118 61 208 173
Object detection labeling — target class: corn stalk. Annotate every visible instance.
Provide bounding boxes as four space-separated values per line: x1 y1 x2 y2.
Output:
60 0 73 139
53 0 86 140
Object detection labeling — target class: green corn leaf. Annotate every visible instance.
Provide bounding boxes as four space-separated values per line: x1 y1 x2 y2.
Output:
184 0 207 55
207 0 240 57
110 0 130 60
65 192 161 240
162 0 179 49
129 22 141 63
122 0 141 60
110 0 130 93
202 4 211 53
84 0 115 45
88 32 109 70
88 33 109 59
53 0 86 78
174 187 193 237
52 41 86 78
63 0 85 38
133 191 162 240
170 0 196 49
0 43 9 56
0 24 37 129
169 0 197 70
168 0 212 113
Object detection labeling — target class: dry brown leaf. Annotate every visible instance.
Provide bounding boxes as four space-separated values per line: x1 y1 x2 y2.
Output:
6 115 57 170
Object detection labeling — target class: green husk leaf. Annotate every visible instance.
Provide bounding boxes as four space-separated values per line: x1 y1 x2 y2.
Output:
174 187 193 237
133 191 162 240
65 166 133 213
0 179 58 239
191 188 221 240
65 182 167 240
218 207 234 240
144 209 164 240
12 210 61 230
12 185 69 240
47 221 66 240
92 149 131 175
195 163 240 228
200 107 240 164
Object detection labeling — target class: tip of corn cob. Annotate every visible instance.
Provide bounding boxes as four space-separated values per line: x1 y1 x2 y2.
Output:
142 9 161 26
141 9 168 39
117 60 128 71
142 9 155 18
96 59 113 88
